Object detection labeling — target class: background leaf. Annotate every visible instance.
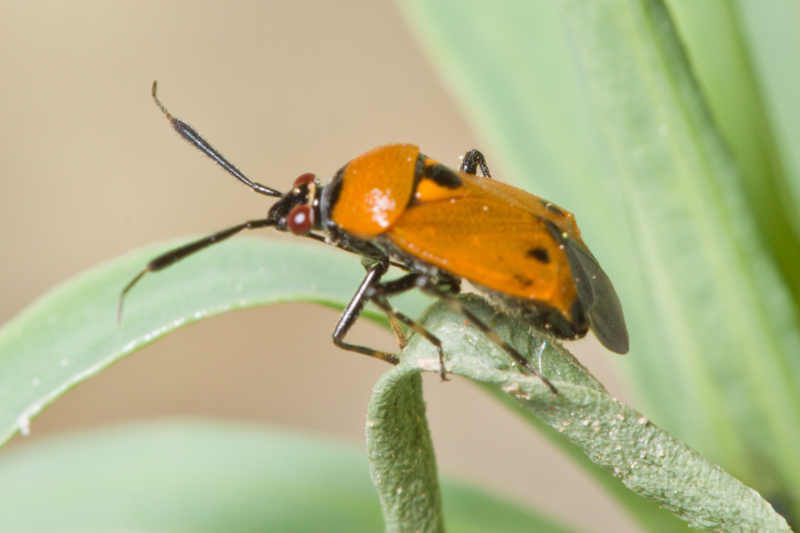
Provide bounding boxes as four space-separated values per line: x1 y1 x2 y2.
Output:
0 419 578 533
664 0 800 301
729 0 800 234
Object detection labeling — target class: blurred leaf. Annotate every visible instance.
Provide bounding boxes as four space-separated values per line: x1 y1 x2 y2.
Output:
0 420 383 532
0 237 429 448
395 0 800 521
664 0 800 319
0 419 578 533
731 0 800 234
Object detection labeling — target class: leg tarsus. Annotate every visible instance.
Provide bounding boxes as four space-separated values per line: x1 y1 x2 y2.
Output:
460 149 492 178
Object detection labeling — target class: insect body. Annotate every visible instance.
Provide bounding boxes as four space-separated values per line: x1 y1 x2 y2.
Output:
121 82 629 394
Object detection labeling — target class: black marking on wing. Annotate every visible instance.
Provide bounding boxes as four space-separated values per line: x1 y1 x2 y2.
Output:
526 247 550 264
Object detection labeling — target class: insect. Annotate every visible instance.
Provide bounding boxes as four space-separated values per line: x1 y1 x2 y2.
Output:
120 82 629 394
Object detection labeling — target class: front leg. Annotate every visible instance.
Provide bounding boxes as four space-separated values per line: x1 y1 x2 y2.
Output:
331 259 399 365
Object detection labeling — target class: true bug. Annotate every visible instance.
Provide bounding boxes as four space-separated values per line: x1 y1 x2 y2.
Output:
120 82 629 394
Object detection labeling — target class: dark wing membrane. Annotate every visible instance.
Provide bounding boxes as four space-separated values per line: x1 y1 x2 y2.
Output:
561 240 629 354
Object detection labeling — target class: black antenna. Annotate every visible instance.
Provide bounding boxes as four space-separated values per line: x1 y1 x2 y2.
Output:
118 216 278 324
151 81 283 198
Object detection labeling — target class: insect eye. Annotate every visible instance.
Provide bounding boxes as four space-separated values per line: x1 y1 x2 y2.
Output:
287 205 313 235
293 173 317 186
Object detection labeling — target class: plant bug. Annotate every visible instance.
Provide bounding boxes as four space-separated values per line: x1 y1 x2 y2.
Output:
120 82 629 394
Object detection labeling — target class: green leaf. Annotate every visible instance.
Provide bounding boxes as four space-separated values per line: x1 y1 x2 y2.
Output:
731 0 800 232
0 419 576 533
387 295 789 532
395 0 800 521
0 420 383 532
0 237 428 448
367 371 444 533
365 365 581 533
663 0 800 302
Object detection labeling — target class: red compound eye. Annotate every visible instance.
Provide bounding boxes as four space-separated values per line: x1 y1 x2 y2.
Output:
294 173 316 186
287 205 313 235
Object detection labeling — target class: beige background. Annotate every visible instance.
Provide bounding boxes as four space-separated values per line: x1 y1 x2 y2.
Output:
0 3 641 532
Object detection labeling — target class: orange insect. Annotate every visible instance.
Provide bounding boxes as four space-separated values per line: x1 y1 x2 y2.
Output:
121 83 629 393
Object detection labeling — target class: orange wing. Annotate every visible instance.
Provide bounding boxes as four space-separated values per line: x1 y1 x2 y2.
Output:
386 171 578 316
386 168 628 353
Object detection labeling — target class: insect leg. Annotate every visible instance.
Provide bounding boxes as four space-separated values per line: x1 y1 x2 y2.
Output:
417 278 558 394
376 272 469 380
119 217 276 323
359 270 413 350
368 293 449 381
386 312 409 351
459 149 492 178
334 268 453 379
332 260 400 365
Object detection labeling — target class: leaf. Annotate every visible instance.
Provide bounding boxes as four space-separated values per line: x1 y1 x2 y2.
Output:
380 295 789 533
728 0 800 233
367 371 444 533
0 420 383 532
395 0 800 521
365 366 582 533
663 0 800 301
0 237 429 448
0 419 578 533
